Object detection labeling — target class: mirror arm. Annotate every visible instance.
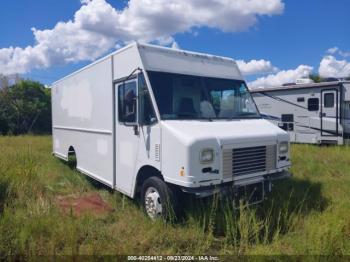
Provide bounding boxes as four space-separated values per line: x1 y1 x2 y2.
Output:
133 125 139 136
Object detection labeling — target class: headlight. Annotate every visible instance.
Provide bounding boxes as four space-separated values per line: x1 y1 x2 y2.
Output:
279 142 289 154
200 148 214 163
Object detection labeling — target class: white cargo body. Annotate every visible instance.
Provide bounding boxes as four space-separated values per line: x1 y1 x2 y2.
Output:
52 43 291 219
251 81 350 145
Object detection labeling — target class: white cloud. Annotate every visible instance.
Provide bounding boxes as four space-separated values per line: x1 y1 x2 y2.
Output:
246 53 350 89
339 50 350 58
319 55 350 78
236 59 278 76
248 65 313 89
327 47 339 55
326 46 350 58
0 0 284 75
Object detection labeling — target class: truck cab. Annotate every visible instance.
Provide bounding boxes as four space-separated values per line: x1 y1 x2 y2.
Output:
115 45 291 219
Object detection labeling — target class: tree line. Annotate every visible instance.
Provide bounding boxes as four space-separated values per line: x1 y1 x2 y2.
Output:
0 76 51 135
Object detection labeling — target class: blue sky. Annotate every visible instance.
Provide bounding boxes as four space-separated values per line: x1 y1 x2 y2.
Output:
0 0 349 88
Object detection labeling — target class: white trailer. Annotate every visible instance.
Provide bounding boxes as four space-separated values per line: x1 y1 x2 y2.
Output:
52 43 291 219
251 81 350 145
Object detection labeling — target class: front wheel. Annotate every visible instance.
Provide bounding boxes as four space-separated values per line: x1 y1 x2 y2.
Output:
141 177 179 220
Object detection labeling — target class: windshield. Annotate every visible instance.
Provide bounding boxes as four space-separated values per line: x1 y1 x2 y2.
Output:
147 71 260 120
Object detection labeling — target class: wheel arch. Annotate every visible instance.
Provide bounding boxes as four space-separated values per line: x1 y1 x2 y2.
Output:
133 165 163 198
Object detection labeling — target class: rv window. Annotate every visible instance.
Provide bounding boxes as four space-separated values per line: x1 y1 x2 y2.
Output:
281 114 294 122
278 123 288 131
118 81 137 123
297 97 305 102
280 114 294 131
278 121 294 131
308 98 319 111
324 93 335 108
288 123 294 131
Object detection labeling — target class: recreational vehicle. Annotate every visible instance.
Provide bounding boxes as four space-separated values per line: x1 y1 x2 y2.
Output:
251 81 350 145
51 43 291 219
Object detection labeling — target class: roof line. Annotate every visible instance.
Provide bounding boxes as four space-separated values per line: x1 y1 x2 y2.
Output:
51 42 237 86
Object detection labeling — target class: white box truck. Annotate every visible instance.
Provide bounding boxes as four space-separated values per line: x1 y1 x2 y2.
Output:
52 43 291 219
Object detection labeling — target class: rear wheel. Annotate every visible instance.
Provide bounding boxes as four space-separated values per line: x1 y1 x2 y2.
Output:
141 177 179 220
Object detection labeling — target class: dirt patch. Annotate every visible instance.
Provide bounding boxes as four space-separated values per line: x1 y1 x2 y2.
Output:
56 193 114 217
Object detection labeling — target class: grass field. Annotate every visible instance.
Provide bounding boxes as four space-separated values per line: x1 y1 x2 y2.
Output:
1 136 350 257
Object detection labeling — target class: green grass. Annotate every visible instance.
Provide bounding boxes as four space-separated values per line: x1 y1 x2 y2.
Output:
0 136 350 257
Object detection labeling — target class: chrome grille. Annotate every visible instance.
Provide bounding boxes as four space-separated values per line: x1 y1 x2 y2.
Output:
222 145 277 179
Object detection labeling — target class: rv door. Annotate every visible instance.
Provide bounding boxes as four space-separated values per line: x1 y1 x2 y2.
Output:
321 89 338 137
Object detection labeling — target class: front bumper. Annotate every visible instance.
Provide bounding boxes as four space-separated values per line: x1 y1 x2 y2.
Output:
181 170 292 199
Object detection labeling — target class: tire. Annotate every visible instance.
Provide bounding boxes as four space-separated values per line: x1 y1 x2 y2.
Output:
141 176 179 221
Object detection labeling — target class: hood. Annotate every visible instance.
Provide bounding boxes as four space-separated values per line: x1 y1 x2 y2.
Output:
161 119 288 146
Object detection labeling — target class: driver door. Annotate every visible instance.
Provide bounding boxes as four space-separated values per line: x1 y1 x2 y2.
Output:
115 78 140 195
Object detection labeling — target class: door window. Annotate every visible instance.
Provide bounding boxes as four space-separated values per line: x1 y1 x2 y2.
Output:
118 81 137 123
324 93 335 108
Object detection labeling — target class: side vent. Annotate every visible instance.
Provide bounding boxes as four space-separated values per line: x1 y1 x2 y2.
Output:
155 144 161 162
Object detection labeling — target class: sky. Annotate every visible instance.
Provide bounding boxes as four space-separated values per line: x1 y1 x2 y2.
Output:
0 0 349 88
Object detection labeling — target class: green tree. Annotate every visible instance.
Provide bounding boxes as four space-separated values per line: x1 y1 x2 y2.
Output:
0 80 51 135
308 74 322 83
